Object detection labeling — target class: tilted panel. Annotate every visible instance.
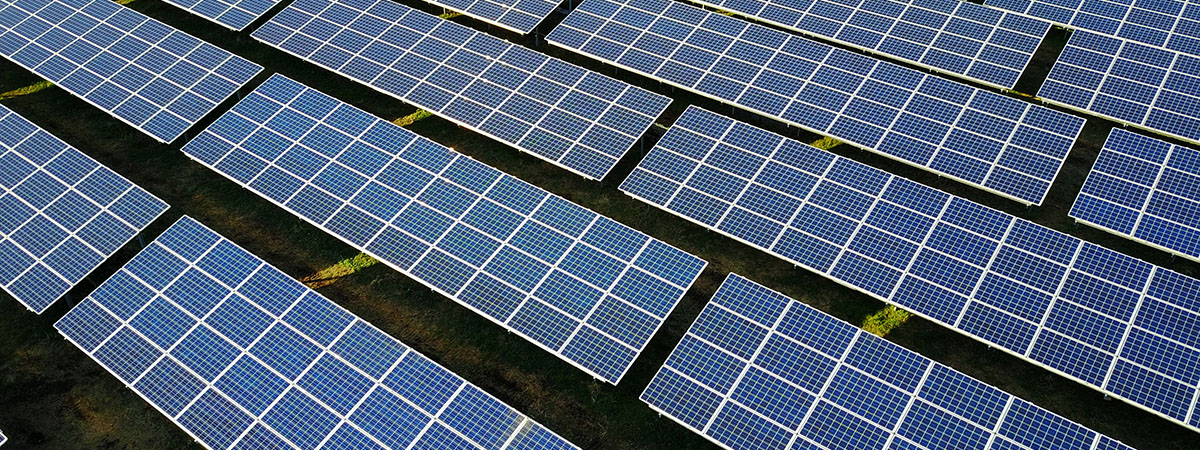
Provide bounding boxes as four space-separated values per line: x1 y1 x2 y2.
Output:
0 104 168 314
251 0 670 180
1071 128 1200 262
644 273 1137 450
0 0 263 143
1040 30 1200 145
419 0 560 34
547 0 1085 204
162 0 282 31
55 216 580 450
985 0 1200 55
622 105 1200 432
181 74 707 384
687 0 1051 88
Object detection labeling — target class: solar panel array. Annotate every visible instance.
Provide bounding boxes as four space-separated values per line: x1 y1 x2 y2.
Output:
420 0 560 34
644 274 1137 450
1040 30 1200 145
0 0 263 143
0 104 168 314
55 215 579 450
1071 128 1200 263
548 0 1085 205
182 74 707 384
252 0 670 181
985 0 1200 54
687 0 1051 88
622 106 1200 432
162 0 281 31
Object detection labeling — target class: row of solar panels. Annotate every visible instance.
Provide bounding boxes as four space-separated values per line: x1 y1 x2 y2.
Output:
1 0 1095 206
0 80 1143 449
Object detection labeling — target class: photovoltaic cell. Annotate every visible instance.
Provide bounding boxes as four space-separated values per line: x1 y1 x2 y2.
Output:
985 0 1200 56
0 0 263 143
251 0 670 181
644 273 1136 450
548 0 1085 205
181 74 706 384
162 0 282 31
686 0 1051 88
55 215 579 450
1039 29 1200 145
623 105 1200 433
419 0 560 34
0 104 168 314
1071 128 1200 263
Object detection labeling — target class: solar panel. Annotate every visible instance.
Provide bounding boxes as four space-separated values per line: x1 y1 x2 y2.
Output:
181 74 707 384
0 104 168 314
645 273 1137 450
251 0 670 181
985 0 1200 55
0 429 6 446
1071 128 1200 263
162 0 281 31
55 215 579 450
1039 30 1200 145
685 0 1051 88
548 0 1085 205
622 105 1200 433
0 0 263 143
420 0 560 34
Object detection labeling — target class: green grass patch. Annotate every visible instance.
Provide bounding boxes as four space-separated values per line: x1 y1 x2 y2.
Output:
439 11 462 19
301 253 378 289
0 80 53 100
392 109 434 127
810 136 842 150
861 305 911 337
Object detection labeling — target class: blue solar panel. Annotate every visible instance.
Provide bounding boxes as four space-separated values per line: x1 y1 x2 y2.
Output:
0 0 263 143
985 0 1200 55
0 104 168 314
1039 30 1200 146
1072 128 1200 263
55 215 580 450
0 429 5 446
548 0 1085 205
181 74 706 384
420 0 560 34
644 273 1136 450
623 105 1200 433
162 0 281 31
686 0 1051 88
251 0 670 181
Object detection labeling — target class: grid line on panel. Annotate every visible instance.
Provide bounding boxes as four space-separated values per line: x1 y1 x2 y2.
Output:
181 74 707 384
643 274 1136 450
1039 29 1200 145
547 0 1085 205
686 0 1051 88
162 0 282 31
1070 128 1200 262
54 215 580 450
251 0 670 180
0 0 263 143
984 0 1200 56
0 104 168 314
620 104 1200 433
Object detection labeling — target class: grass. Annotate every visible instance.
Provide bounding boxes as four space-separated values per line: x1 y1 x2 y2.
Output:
392 109 435 127
0 0 1198 449
0 80 53 100
861 306 912 337
300 253 379 289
